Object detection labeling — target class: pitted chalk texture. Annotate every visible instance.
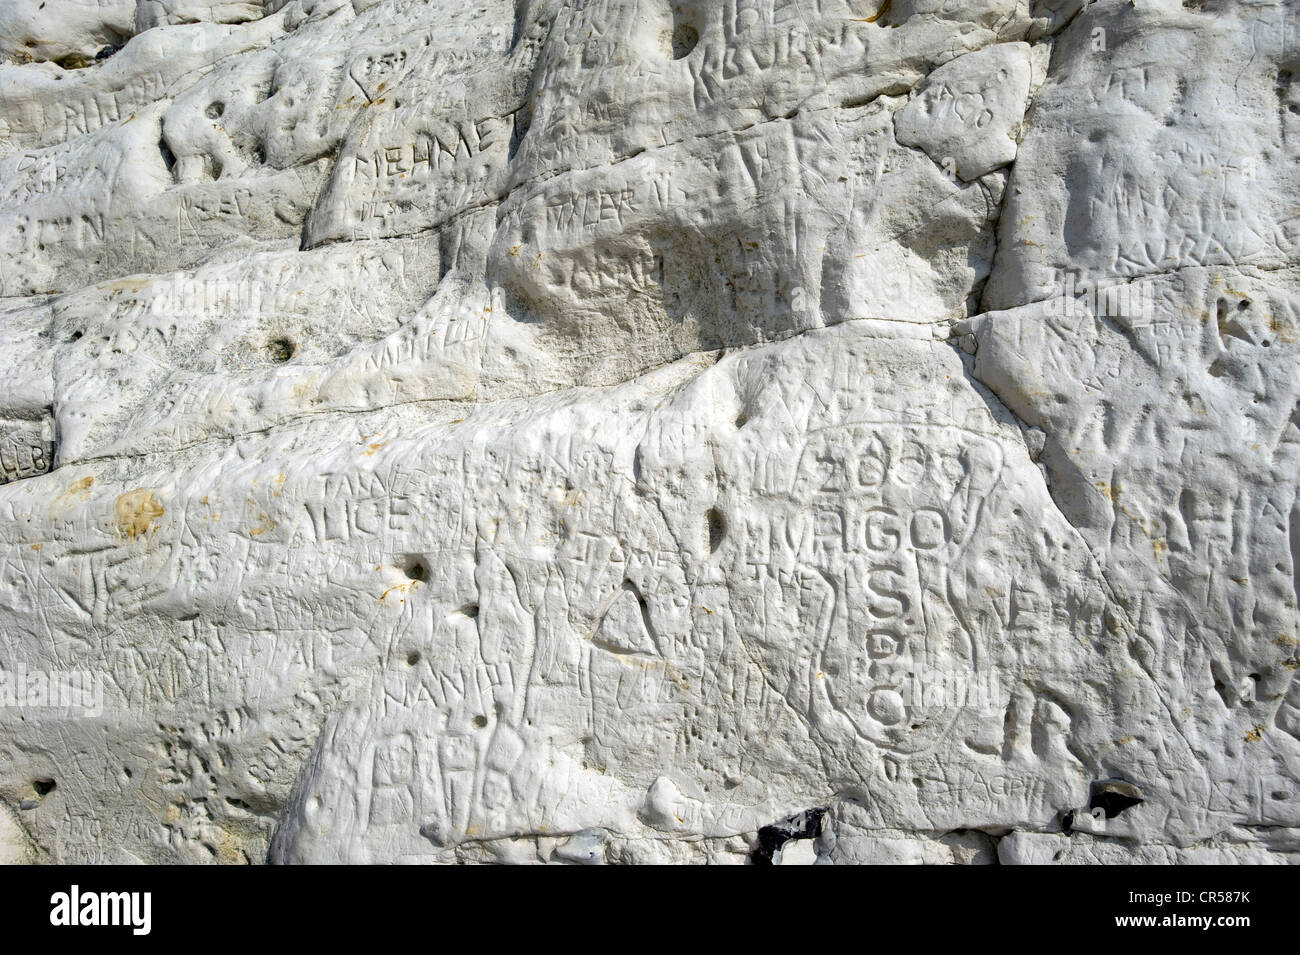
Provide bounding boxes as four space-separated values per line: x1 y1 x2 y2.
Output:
0 0 1297 864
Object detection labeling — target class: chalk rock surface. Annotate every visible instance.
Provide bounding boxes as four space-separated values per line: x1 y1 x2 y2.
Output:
0 0 1297 864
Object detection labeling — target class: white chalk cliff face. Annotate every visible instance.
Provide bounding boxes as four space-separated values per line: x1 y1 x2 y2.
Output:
0 0 1297 865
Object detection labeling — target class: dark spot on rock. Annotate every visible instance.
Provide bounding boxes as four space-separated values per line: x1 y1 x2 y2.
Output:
671 23 699 59
268 338 295 363
159 139 177 174
706 507 726 553
751 807 825 865
1089 780 1144 819
401 555 428 582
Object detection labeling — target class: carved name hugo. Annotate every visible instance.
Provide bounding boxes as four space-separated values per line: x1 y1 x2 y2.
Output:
728 421 1004 754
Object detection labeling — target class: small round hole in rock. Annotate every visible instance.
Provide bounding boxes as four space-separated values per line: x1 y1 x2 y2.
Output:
406 651 420 666
33 779 55 796
268 338 295 363
206 102 225 119
472 715 488 729
402 556 428 582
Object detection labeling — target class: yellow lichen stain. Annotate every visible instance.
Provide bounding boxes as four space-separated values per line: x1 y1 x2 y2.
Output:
1268 313 1297 344
380 581 418 603
208 820 254 865
116 489 164 540
862 0 891 22
51 475 95 515
246 497 276 536
1096 480 1120 502
106 278 146 296
30 543 41 551
1115 736 1135 746
362 442 386 457
1244 724 1264 743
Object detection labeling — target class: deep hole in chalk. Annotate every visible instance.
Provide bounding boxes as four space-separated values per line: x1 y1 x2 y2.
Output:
55 53 93 70
1089 780 1144 819
159 139 177 173
33 779 55 797
706 507 726 553
750 807 826 865
401 555 428 582
206 101 225 119
671 23 699 59
268 337 296 363
406 651 420 666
